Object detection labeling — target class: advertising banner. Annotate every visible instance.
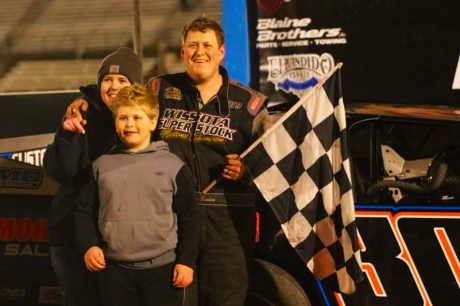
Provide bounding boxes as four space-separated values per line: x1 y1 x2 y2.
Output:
0 157 61 305
224 0 460 108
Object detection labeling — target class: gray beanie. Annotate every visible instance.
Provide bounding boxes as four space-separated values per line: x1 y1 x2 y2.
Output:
97 47 142 88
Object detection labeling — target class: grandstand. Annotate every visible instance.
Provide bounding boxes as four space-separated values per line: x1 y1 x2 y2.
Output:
0 0 221 93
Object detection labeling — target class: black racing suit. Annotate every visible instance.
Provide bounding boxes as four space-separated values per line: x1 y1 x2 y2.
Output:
147 66 271 306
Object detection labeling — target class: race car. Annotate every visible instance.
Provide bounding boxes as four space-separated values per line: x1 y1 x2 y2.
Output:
248 103 460 306
2 91 459 305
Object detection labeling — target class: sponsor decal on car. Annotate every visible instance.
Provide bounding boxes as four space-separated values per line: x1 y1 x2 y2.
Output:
0 148 47 167
38 286 63 304
0 218 49 257
335 209 460 306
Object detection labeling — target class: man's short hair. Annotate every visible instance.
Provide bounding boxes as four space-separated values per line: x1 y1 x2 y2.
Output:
111 83 159 120
181 17 225 47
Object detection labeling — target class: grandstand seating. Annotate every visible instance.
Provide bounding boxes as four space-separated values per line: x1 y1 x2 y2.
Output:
0 0 34 43
0 0 221 92
11 0 176 54
0 58 156 92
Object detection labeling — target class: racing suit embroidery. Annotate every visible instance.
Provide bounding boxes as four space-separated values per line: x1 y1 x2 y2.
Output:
158 109 236 142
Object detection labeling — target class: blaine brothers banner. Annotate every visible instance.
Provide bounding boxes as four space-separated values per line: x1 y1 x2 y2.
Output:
242 0 460 108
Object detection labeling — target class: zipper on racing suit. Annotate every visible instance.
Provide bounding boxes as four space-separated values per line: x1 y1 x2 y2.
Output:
191 93 204 192
191 92 218 193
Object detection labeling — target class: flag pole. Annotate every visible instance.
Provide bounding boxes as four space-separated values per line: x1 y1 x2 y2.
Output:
202 62 343 194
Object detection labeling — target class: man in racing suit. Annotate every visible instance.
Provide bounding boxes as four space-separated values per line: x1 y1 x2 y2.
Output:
146 17 272 306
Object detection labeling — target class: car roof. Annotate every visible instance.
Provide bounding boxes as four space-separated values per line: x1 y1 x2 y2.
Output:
346 103 460 122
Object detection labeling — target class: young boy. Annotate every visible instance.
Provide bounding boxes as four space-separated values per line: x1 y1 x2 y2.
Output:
74 84 199 306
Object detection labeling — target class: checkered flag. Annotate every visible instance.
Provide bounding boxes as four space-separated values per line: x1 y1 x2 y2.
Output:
244 64 363 294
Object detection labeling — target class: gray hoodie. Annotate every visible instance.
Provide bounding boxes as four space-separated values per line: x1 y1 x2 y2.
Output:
75 141 199 268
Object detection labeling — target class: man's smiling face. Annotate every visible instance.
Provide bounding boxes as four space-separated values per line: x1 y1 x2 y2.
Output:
181 29 225 84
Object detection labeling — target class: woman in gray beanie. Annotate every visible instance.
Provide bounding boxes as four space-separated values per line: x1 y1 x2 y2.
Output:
43 47 142 306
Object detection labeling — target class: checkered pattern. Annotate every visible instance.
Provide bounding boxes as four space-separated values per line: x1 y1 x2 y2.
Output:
244 68 362 294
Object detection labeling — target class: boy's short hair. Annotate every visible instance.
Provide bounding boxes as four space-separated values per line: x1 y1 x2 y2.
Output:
111 83 159 120
181 17 225 47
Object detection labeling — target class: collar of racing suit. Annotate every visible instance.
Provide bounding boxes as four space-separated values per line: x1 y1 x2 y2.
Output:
185 65 230 118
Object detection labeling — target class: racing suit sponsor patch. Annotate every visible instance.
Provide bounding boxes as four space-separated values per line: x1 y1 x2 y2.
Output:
164 87 182 100
148 78 160 96
247 96 265 116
